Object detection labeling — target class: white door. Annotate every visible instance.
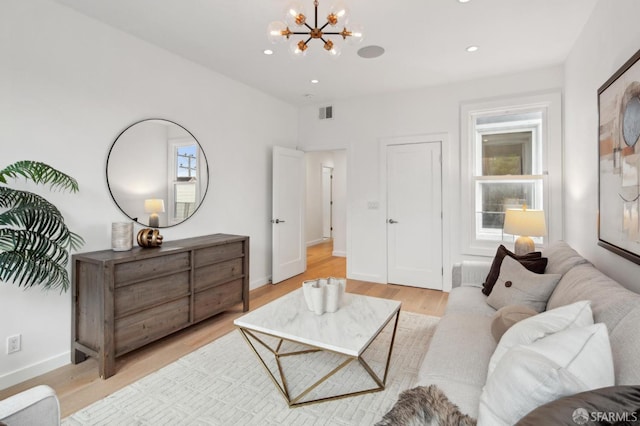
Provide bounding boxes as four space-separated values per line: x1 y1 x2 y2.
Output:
387 142 443 289
322 166 333 239
272 146 306 284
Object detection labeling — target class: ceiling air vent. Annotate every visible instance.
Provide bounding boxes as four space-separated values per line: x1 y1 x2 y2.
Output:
319 106 333 120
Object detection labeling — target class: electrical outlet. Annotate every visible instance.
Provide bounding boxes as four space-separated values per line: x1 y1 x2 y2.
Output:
7 334 21 354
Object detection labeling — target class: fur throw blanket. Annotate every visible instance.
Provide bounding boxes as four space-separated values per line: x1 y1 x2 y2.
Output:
376 385 477 426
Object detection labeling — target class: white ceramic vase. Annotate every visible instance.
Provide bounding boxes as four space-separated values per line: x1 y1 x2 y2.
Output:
325 281 340 313
309 285 325 315
302 279 317 311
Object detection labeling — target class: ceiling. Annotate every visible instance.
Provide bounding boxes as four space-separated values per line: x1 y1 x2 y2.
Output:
53 0 597 106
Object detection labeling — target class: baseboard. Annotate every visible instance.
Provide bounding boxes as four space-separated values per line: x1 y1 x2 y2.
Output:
332 250 346 257
250 276 271 290
0 352 69 390
348 272 385 284
306 238 324 247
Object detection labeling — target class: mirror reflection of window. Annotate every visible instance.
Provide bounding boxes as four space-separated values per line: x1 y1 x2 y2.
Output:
169 143 200 225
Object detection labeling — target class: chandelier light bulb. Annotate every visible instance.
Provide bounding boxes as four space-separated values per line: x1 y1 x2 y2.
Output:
285 2 307 26
329 1 349 23
290 39 308 56
267 21 288 44
345 23 364 44
328 43 342 57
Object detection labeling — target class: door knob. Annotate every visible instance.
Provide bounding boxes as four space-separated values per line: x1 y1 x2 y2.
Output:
388 219 398 224
271 219 286 224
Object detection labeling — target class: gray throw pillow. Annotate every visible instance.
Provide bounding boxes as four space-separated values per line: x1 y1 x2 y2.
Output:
486 256 562 313
491 305 538 342
516 385 640 425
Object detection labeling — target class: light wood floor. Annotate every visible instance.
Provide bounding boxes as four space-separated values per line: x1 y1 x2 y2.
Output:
0 241 448 417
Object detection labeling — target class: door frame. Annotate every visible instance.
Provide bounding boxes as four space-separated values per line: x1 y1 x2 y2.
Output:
379 133 452 292
303 144 352 265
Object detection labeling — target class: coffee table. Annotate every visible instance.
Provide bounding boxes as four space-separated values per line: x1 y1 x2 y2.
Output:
234 288 401 407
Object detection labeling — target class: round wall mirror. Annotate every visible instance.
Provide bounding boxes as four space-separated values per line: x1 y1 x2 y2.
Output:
106 119 209 228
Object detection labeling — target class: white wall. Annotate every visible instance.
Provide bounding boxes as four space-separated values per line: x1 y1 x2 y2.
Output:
304 150 347 257
0 0 297 389
298 67 565 287
564 0 640 292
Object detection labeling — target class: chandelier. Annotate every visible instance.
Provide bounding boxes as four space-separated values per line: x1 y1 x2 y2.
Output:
267 1 363 57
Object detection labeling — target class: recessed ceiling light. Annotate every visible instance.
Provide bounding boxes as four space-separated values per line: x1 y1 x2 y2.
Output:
263 49 274 55
466 45 479 52
458 0 471 3
311 79 319 84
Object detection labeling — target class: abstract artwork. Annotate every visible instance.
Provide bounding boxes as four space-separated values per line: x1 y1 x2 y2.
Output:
598 48 640 264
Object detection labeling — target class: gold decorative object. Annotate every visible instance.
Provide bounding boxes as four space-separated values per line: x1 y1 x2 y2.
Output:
136 228 164 248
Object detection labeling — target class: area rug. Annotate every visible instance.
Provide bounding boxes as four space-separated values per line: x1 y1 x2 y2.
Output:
62 311 439 425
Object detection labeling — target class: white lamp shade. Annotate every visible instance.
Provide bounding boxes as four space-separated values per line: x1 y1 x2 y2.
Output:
503 208 546 237
144 199 165 214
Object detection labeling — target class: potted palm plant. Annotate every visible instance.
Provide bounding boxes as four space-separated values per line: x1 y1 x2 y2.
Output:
0 161 84 292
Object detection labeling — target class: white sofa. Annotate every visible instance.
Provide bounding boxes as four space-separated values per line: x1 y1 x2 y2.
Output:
0 385 60 426
415 241 640 419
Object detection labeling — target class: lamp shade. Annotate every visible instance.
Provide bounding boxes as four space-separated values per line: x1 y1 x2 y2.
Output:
144 199 165 214
503 208 546 237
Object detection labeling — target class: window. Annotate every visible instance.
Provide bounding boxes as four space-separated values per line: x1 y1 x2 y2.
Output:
461 92 562 255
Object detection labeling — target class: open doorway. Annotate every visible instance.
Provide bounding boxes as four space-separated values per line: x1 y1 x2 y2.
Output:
305 150 346 262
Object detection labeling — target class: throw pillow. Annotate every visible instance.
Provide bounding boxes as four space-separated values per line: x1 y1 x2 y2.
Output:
516 385 640 425
490 305 538 343
488 300 593 376
478 323 615 426
376 384 476 426
486 256 561 313
482 245 546 296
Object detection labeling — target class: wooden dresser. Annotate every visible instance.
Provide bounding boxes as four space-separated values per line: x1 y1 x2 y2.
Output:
71 233 249 378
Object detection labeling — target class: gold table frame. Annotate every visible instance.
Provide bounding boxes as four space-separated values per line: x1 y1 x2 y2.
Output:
237 309 400 408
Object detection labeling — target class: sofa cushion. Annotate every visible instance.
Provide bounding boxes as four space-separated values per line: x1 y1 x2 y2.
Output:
609 306 640 385
488 300 593 376
547 263 640 333
515 385 640 426
479 324 615 426
486 257 561 313
541 240 590 275
482 245 546 296
445 286 496 317
417 312 496 418
490 305 538 343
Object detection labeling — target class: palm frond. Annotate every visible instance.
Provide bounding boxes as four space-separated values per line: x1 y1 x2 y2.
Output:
0 187 62 213
0 161 84 292
0 251 70 291
0 229 71 264
0 161 79 192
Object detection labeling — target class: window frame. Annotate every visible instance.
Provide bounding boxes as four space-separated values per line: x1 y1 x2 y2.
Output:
460 91 563 256
167 139 201 226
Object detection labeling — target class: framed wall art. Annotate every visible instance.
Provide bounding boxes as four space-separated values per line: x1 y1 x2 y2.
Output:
598 48 640 265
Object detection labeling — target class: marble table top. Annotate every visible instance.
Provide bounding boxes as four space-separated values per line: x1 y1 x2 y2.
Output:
234 288 401 357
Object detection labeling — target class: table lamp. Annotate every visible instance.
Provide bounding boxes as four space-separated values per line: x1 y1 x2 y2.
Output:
503 205 546 255
144 199 165 228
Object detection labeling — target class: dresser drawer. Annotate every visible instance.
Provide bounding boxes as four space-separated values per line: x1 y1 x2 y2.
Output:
114 271 190 318
115 297 190 356
114 252 190 284
194 258 243 291
193 242 243 267
193 279 243 322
